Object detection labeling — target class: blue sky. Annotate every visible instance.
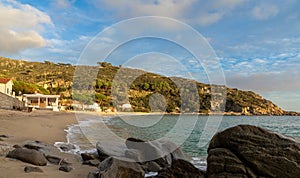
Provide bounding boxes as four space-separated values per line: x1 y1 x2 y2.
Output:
0 0 300 111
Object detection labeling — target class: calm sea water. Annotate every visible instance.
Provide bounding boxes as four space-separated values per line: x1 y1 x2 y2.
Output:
66 114 300 169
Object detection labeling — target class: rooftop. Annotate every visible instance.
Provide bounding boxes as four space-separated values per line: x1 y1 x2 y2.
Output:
0 78 11 84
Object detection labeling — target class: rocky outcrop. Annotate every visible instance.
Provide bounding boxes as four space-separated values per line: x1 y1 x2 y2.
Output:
207 125 300 178
6 148 47 166
93 157 145 178
156 159 205 178
90 138 188 177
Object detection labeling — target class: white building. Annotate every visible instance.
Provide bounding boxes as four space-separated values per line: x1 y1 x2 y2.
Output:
0 78 13 96
23 93 60 111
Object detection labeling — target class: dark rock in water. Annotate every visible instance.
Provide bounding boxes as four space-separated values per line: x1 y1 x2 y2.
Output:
125 138 162 162
207 124 300 178
24 166 43 173
156 159 205 178
45 155 71 166
81 152 99 161
95 142 113 161
6 148 47 166
125 138 186 169
97 157 145 178
59 165 73 172
83 159 101 167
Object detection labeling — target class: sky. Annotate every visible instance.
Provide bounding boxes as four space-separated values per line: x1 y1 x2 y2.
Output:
0 0 300 111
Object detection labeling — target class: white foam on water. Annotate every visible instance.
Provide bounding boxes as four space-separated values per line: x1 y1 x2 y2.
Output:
191 157 207 171
145 172 158 177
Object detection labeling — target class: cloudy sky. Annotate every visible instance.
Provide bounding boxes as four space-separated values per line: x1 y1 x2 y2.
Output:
1 0 300 111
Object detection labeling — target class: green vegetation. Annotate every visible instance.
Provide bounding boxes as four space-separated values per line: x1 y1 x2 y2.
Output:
0 57 288 115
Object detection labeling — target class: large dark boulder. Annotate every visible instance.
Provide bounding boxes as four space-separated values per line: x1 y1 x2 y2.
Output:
207 125 300 178
96 141 124 161
97 157 145 178
6 148 47 166
156 159 205 178
125 138 186 165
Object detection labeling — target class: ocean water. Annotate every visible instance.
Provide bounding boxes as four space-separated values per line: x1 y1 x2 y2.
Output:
65 114 300 170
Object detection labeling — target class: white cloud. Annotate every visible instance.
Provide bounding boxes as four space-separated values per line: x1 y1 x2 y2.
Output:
252 3 279 20
92 0 245 26
226 69 300 92
52 0 75 9
0 0 53 54
262 91 300 112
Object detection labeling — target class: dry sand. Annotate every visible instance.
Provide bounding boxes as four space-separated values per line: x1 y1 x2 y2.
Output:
0 109 96 178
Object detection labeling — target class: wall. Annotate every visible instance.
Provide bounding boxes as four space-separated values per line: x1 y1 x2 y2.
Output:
0 80 12 95
0 92 23 110
0 83 5 94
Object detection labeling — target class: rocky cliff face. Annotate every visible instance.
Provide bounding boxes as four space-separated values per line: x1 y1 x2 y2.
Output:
225 88 286 115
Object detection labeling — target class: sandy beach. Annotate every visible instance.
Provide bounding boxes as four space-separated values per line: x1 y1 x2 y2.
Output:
0 109 96 178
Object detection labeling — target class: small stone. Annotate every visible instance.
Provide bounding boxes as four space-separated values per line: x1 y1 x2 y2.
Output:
24 166 43 173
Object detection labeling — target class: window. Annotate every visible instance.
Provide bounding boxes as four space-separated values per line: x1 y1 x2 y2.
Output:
7 88 9 94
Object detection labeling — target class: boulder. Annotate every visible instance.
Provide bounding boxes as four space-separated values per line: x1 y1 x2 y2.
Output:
45 155 71 166
81 151 99 161
125 138 163 162
59 165 73 172
207 124 300 178
156 159 205 178
83 159 101 167
125 138 186 169
24 166 43 173
97 157 145 178
96 142 116 161
6 148 47 166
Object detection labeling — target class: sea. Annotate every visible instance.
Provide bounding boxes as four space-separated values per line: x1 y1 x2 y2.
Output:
61 114 300 171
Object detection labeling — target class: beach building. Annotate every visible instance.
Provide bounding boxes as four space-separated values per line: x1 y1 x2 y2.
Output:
0 78 23 110
0 78 13 96
23 93 60 111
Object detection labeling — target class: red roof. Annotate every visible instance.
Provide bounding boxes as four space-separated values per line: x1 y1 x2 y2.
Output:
0 78 11 84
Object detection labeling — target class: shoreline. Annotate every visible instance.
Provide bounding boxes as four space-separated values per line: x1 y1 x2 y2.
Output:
0 109 96 178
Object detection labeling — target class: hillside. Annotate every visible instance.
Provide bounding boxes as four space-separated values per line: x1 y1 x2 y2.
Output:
0 57 296 115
